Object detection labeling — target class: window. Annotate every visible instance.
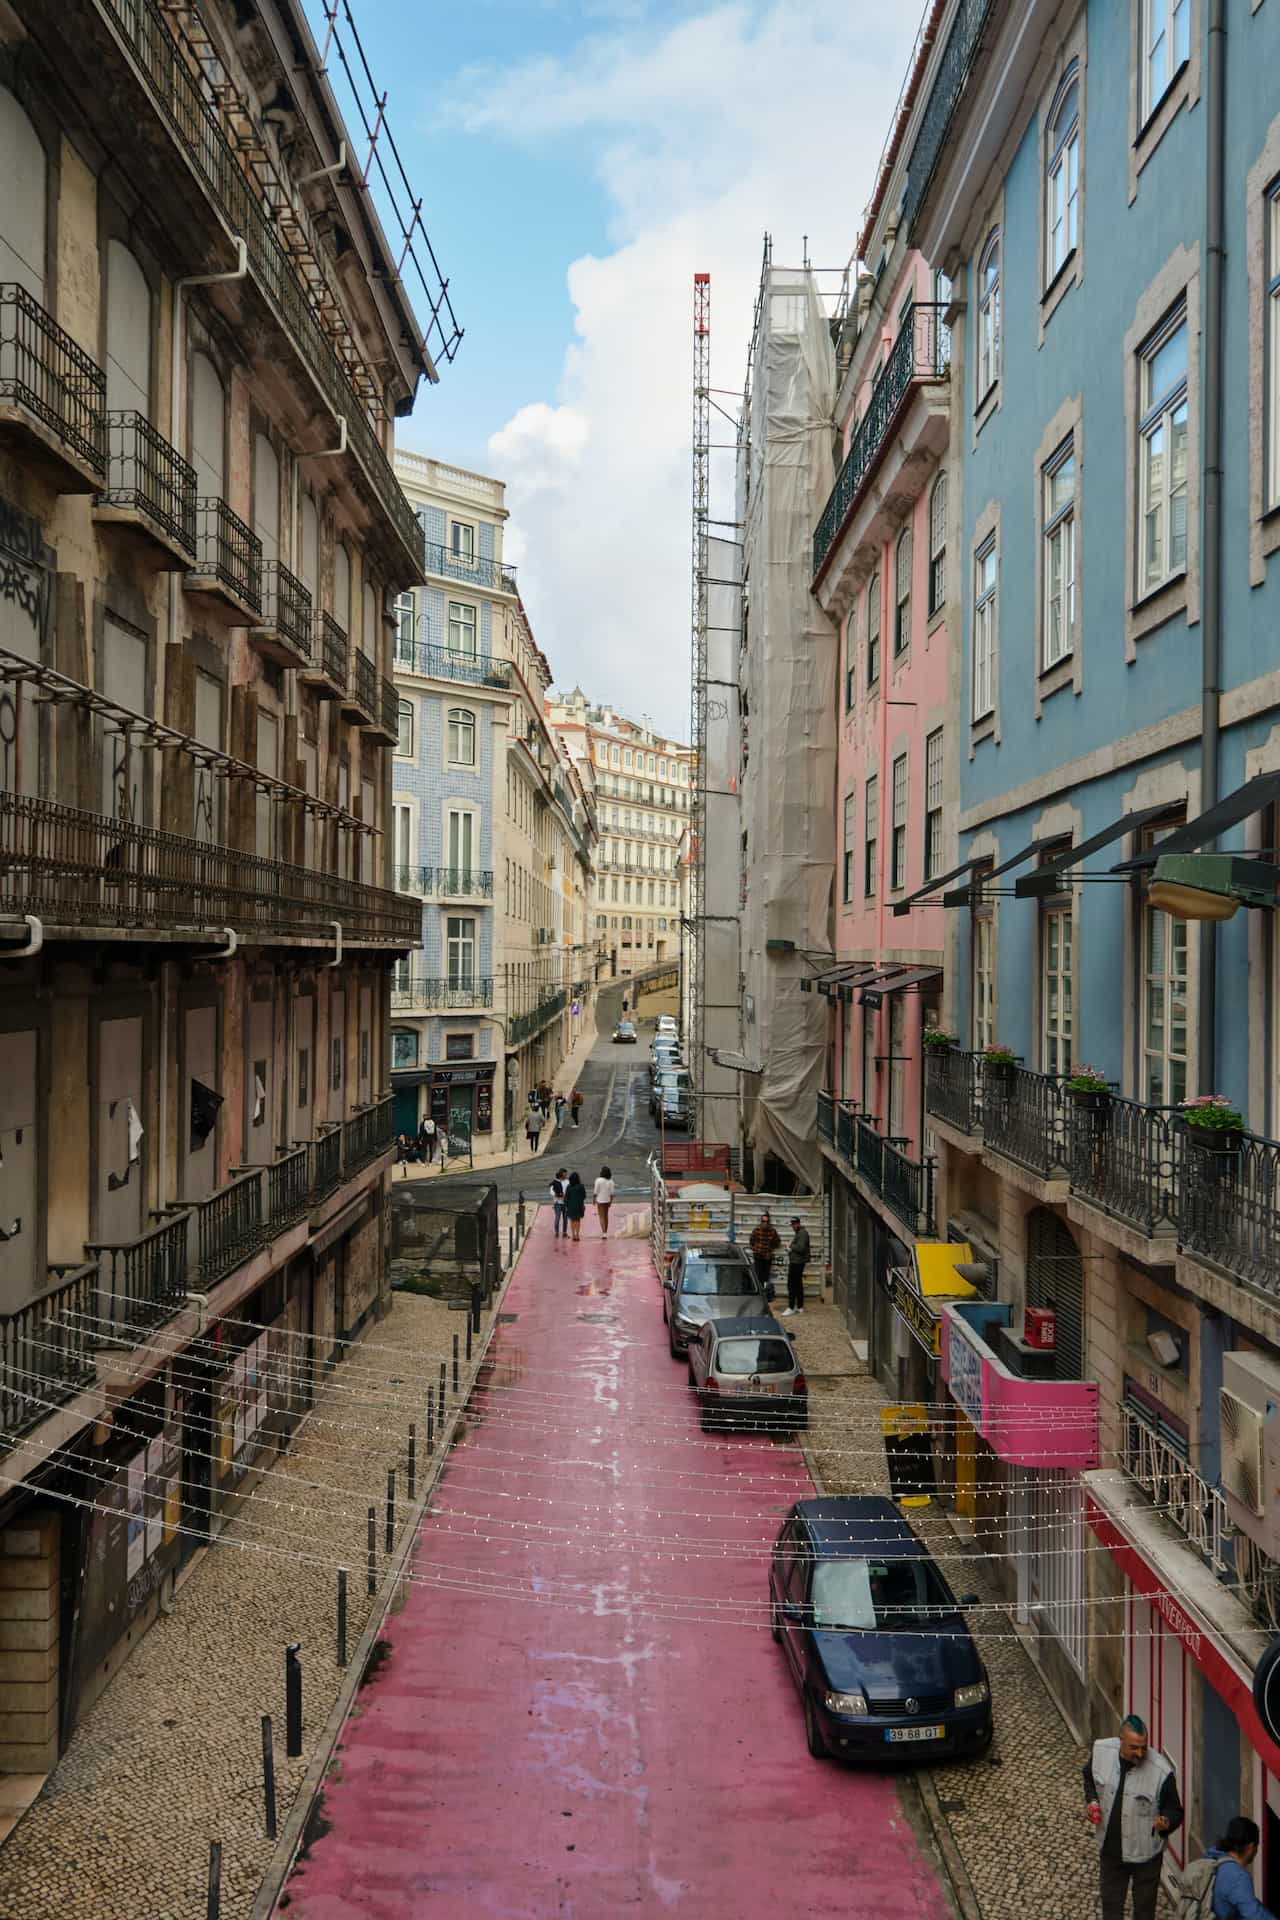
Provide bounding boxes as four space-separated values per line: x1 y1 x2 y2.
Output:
842 791 855 904
1138 306 1189 597
451 521 475 563
890 754 908 891
861 1003 877 1115
447 916 476 989
928 473 947 616
864 775 878 900
1141 0 1191 123
1266 183 1280 512
624 748 633 768
844 612 856 711
923 730 944 882
1045 68 1080 283
396 698 414 759
973 539 997 719
392 1029 418 1069
1042 439 1076 668
1142 830 1189 1103
448 601 477 657
395 591 416 656
447 707 476 766
445 1032 474 1061
977 230 1001 401
866 571 881 687
894 528 912 656
447 810 474 883
971 870 995 1051
889 995 907 1137
393 802 412 889
1041 897 1073 1074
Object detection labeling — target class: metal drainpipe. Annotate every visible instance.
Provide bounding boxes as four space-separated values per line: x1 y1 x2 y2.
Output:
1198 0 1226 1094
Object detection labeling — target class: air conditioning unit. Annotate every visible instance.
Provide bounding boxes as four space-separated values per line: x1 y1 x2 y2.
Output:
1220 1350 1280 1554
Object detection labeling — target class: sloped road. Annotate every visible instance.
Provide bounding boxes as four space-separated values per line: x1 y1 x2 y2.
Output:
282 1214 955 1917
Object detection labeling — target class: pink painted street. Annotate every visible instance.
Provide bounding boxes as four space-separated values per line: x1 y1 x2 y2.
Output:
283 1212 954 1918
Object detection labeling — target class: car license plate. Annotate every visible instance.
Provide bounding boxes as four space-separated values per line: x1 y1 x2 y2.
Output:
886 1725 945 1743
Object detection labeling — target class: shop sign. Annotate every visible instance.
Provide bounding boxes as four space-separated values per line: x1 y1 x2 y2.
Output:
891 1268 942 1357
948 1318 984 1428
429 1064 496 1088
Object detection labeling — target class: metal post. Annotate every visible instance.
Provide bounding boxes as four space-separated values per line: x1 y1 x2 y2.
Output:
386 1467 395 1555
337 1567 348 1668
471 1283 481 1333
408 1423 416 1501
516 1191 526 1239
508 1224 514 1266
437 1361 445 1423
452 1332 459 1397
367 1505 377 1595
285 1643 302 1758
261 1714 277 1839
426 1395 435 1455
465 1314 472 1364
207 1841 222 1920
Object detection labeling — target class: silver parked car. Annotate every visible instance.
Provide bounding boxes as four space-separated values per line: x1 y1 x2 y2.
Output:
662 1242 767 1357
688 1314 807 1433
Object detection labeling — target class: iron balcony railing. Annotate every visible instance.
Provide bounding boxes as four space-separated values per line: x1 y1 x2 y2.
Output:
311 1126 343 1202
982 1063 1069 1181
813 302 950 579
393 638 512 688
0 1262 98 1442
438 868 494 897
100 409 196 558
353 647 377 717
186 1171 264 1288
191 498 262 614
95 0 424 578
852 1115 935 1236
343 1094 395 1177
257 561 313 663
1179 1129 1280 1298
509 989 567 1046
423 541 518 595
0 283 107 478
902 0 998 234
1067 1095 1182 1239
1120 1399 1233 1577
87 1213 190 1339
836 1099 857 1161
0 789 421 947
391 976 495 1010
380 676 399 738
925 1048 984 1135
817 1089 835 1144
313 610 349 688
268 1142 312 1229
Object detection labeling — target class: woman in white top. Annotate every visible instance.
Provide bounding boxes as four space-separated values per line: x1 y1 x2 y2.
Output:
593 1166 615 1236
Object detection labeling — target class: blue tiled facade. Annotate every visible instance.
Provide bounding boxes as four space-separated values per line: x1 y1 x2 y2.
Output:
391 688 498 977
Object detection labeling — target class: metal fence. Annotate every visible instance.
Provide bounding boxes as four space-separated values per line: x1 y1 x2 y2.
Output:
100 409 196 557
0 282 106 476
192 498 262 614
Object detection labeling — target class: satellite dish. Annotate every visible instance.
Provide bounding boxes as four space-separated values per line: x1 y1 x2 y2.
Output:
1254 1636 1280 1747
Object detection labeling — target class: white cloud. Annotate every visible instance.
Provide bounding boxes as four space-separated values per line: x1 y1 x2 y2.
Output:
465 1 919 734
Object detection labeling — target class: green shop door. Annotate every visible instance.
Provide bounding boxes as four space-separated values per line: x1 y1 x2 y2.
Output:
449 1086 474 1142
393 1086 419 1137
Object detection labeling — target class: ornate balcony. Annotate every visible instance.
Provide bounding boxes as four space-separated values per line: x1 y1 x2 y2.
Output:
95 410 197 566
298 610 349 700
509 989 567 1046
1067 1095 1180 1243
186 499 262 620
1179 1129 1280 1300
343 1095 395 1177
86 1213 190 1340
902 0 998 235
925 1047 983 1138
0 283 106 492
855 1115 935 1236
343 647 378 726
0 1263 98 1443
310 1126 343 1203
981 1063 1069 1184
1120 1399 1233 1577
251 561 312 668
813 302 949 583
394 638 512 689
423 540 518 595
392 976 494 1011
395 866 495 900
364 673 399 744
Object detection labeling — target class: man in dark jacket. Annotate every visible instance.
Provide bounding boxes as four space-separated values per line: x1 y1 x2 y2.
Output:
784 1218 811 1315
748 1212 780 1294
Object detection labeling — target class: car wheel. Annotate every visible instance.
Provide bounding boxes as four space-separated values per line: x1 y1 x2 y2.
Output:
804 1696 829 1760
770 1602 782 1645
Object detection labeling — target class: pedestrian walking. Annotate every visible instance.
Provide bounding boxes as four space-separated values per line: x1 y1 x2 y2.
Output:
555 1092 567 1129
396 1133 411 1167
525 1108 542 1154
1180 1816 1276 1919
419 1115 436 1163
437 1125 448 1168
549 1168 568 1239
563 1171 587 1242
748 1210 780 1297
783 1216 811 1315
539 1080 553 1117
571 1087 583 1127
594 1165 615 1236
1084 1713 1183 1920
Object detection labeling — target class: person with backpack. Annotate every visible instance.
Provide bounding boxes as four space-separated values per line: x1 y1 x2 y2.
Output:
1180 1817 1277 1920
1083 1712 1182 1920
549 1168 568 1239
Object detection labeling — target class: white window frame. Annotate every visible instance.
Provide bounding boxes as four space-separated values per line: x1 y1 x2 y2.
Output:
923 730 944 882
1137 306 1189 599
395 697 415 760
1140 0 1191 126
392 801 414 891
928 473 947 617
1045 67 1081 285
977 230 1001 403
890 753 908 892
1042 438 1077 670
889 994 907 1139
445 807 477 884
1267 182 1280 514
451 521 476 563
447 600 477 658
447 706 477 767
446 914 476 990
1141 826 1190 1105
1041 897 1073 1075
864 775 878 901
972 883 995 1053
866 570 881 688
973 539 997 720
894 528 912 657
395 590 416 657
842 791 855 904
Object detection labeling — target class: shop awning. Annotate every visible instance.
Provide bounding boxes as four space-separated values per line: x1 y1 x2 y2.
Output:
1112 770 1280 873
942 839 1039 907
874 964 941 997
1015 803 1172 897
890 1242 977 1357
801 961 876 995
892 855 984 917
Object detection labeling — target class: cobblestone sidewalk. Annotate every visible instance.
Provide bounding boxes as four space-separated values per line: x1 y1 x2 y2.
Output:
787 1301 1176 1920
0 1218 519 1920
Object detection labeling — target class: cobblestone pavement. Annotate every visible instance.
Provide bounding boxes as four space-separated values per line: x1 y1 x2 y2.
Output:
0 1216 520 1920
788 1300 1176 1920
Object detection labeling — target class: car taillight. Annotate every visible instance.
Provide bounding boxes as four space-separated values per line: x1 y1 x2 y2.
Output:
703 1375 719 1392
792 1373 807 1393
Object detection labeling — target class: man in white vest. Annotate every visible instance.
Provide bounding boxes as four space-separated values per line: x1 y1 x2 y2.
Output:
1083 1713 1183 1920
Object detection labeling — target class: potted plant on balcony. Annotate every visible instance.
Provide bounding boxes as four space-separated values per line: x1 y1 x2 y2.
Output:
1179 1094 1244 1153
981 1044 1017 1084
1066 1065 1112 1112
922 1027 958 1053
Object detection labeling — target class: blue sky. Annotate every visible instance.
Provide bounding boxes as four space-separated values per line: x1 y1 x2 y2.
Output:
313 1 920 734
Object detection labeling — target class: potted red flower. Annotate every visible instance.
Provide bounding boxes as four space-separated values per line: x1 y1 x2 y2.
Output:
1066 1066 1112 1113
981 1044 1018 1085
1179 1095 1244 1153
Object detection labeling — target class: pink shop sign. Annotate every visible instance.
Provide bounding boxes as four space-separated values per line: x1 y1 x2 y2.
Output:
941 1305 1099 1470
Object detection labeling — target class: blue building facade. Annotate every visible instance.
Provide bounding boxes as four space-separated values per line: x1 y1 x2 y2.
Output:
887 0 1280 1875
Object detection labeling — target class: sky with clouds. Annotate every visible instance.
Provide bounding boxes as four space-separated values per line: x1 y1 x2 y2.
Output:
316 1 921 736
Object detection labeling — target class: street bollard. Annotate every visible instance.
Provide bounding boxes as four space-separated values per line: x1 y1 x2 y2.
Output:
207 1840 222 1920
508 1224 514 1266
452 1333 460 1397
437 1361 445 1424
285 1643 303 1758
465 1314 472 1364
471 1283 482 1334
386 1467 395 1556
426 1395 435 1456
408 1424 416 1502
516 1191 525 1239
261 1714 277 1839
337 1567 348 1669
367 1506 377 1596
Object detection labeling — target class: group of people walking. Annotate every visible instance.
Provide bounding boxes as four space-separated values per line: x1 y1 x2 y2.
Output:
548 1166 614 1243
524 1084 583 1153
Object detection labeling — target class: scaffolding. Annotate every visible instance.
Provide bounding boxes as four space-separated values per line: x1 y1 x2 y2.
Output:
689 273 711 1128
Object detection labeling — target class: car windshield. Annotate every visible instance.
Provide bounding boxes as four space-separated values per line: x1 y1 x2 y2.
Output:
656 1072 687 1087
810 1557 956 1631
681 1261 756 1296
715 1337 793 1376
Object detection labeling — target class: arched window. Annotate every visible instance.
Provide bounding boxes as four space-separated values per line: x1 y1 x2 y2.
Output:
447 707 476 766
253 432 279 563
977 229 1001 402
894 527 912 655
334 543 351 634
105 239 151 417
928 472 947 616
396 699 414 760
1046 65 1080 284
0 87 47 303
189 351 225 498
298 491 319 602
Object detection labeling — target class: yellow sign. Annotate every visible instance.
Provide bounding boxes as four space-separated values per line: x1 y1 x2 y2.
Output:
891 1270 944 1355
880 1403 928 1439
914 1241 978 1297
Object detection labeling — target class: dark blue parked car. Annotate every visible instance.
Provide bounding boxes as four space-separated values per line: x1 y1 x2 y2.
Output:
769 1496 993 1762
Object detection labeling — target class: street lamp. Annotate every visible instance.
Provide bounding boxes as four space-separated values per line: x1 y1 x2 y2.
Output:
1148 853 1277 922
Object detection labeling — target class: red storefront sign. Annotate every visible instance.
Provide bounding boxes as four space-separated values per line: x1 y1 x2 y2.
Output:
1087 1496 1280 1775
